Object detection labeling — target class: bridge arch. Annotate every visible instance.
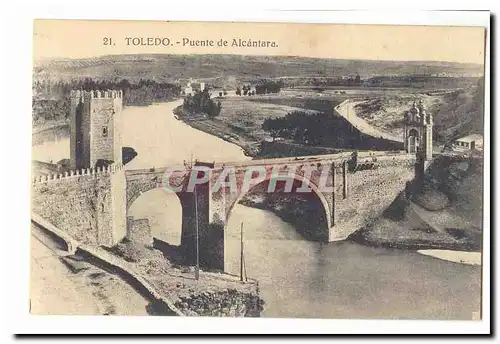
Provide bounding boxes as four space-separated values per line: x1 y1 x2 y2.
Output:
126 179 164 211
222 173 332 274
127 186 183 246
224 173 332 238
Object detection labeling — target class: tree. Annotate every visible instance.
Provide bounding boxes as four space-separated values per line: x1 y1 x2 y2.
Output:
262 117 284 141
207 100 222 119
236 86 241 96
355 73 361 86
255 79 282 95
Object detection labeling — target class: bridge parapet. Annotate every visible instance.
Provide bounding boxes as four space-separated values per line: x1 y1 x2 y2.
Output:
212 150 412 170
32 163 124 184
70 89 123 99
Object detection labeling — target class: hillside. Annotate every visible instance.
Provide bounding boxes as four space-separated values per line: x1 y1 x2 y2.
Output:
354 79 484 143
34 54 484 85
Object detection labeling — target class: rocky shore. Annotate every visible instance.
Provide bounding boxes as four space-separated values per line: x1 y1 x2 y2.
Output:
105 239 265 317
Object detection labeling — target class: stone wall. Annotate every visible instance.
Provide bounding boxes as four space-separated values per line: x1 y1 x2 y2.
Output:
90 98 116 166
113 96 123 166
111 168 127 243
70 92 92 170
126 216 153 244
332 154 417 240
32 172 112 245
70 90 123 170
175 289 264 317
31 165 126 247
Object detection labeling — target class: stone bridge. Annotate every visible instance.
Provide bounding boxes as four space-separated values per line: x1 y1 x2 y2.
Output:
32 150 420 271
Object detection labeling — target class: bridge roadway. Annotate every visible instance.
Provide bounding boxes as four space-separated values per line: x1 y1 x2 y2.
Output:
125 149 410 176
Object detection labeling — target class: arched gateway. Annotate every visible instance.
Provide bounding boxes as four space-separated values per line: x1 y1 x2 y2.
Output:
403 100 433 160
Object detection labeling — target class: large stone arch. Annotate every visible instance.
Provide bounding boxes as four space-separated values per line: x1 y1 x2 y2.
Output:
127 185 184 246
124 175 199 260
224 173 333 238
126 179 163 210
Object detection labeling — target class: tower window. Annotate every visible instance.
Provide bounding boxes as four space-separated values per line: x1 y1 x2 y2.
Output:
102 126 108 137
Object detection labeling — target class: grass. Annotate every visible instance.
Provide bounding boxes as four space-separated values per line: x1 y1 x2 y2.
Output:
218 96 320 135
179 94 323 155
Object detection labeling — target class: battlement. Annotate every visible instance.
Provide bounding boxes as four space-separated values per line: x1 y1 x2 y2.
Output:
32 163 124 184
70 89 123 99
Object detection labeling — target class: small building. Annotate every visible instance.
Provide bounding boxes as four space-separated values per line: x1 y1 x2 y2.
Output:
454 134 483 151
184 80 206 96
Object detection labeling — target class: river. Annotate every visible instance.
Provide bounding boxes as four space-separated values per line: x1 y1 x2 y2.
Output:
32 100 481 319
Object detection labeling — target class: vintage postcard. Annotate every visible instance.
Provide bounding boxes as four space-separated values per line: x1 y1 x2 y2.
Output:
30 19 487 321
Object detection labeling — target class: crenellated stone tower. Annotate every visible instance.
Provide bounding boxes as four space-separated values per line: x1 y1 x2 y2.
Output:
70 90 123 170
403 100 433 161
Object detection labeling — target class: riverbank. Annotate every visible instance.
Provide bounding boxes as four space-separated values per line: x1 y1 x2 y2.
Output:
32 120 69 146
104 239 264 316
350 215 482 252
174 105 260 157
417 249 481 265
240 187 481 254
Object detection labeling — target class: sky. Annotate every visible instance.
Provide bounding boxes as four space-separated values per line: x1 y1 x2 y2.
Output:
33 20 486 65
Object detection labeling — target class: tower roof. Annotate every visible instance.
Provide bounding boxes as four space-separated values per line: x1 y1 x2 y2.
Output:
409 101 419 114
417 99 425 113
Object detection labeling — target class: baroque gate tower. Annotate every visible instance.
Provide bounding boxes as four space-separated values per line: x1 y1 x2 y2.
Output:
403 100 433 161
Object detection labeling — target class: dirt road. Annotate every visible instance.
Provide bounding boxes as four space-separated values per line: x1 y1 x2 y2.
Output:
30 224 150 315
335 100 403 143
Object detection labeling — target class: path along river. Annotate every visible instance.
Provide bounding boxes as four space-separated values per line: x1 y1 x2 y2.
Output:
32 99 481 319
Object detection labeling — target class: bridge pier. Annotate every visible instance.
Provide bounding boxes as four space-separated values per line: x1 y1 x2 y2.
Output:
180 183 225 271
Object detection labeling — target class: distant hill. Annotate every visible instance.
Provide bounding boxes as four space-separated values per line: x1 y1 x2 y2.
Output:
33 54 484 85
430 78 485 141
